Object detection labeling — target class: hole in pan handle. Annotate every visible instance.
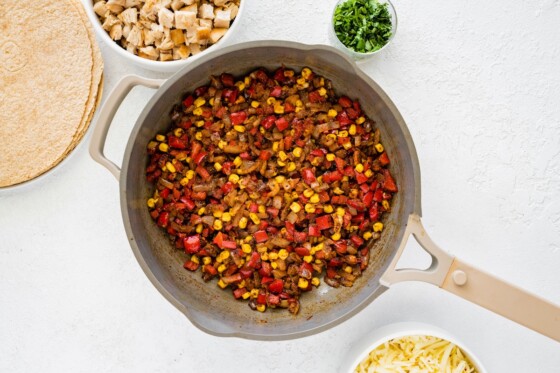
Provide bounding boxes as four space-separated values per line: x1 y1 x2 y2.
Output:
89 75 165 180
380 214 560 342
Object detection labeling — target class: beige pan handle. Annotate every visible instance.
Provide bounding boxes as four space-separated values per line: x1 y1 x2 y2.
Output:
380 214 560 342
89 75 165 180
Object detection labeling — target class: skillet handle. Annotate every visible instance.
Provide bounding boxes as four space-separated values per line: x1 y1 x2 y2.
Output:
380 214 560 342
89 75 165 180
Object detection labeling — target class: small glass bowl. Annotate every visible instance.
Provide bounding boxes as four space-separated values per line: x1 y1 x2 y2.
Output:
329 0 398 60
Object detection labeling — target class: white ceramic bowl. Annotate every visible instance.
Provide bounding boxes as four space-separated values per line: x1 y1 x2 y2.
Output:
329 0 397 61
341 322 487 373
83 0 245 73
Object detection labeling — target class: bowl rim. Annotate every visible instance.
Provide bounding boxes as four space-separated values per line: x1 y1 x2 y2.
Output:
341 322 487 373
330 0 398 58
83 0 246 72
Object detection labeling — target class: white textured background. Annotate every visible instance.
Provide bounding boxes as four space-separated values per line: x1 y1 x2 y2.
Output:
1 0 559 371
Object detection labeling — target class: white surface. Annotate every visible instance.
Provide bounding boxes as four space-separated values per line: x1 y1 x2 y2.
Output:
1 0 559 371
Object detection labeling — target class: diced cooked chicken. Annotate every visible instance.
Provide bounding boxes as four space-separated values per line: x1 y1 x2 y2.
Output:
119 7 138 24
175 10 197 29
185 20 199 42
170 29 185 45
226 3 239 19
122 24 131 38
190 43 202 55
102 13 120 31
126 25 143 47
140 0 158 21
126 43 137 55
138 46 159 60
183 0 196 5
213 0 228 6
199 19 212 29
199 4 214 19
181 4 198 14
106 0 125 13
213 9 231 29
196 25 211 44
171 0 185 11
125 0 141 7
173 44 190 59
150 22 165 39
93 1 108 17
160 50 174 61
156 30 175 50
143 28 156 45
110 23 123 40
158 7 175 28
209 27 227 44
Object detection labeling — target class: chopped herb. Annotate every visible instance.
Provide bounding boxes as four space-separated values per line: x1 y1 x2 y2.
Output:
333 0 393 53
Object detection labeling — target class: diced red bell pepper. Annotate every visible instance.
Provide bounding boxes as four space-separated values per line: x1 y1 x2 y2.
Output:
363 191 374 207
293 231 308 243
295 247 310 257
336 111 352 126
268 294 280 305
299 262 314 279
259 150 272 160
301 168 316 185
338 96 352 108
194 86 208 97
382 169 398 192
346 107 359 120
373 189 384 202
230 111 247 125
326 268 337 279
334 157 345 171
196 166 211 181
268 279 284 294
328 257 343 268
261 115 276 130
222 88 238 104
259 261 272 277
246 251 260 269
343 166 355 176
221 181 235 194
333 241 347 254
184 235 200 254
348 199 366 211
308 90 323 103
203 264 217 276
273 67 286 82
157 211 169 227
222 273 242 284
270 86 282 97
256 293 267 305
192 151 207 165
284 102 295 113
266 207 279 217
182 95 194 108
285 221 296 235
221 161 233 175
233 287 247 299
275 117 290 131
315 215 332 230
183 260 199 271
308 224 320 237
220 73 235 87
350 235 365 247
255 69 269 83
369 205 379 221
191 141 202 158
379 152 390 166
355 171 369 185
168 136 187 149
160 188 170 199
254 230 269 243
239 151 251 160
322 170 343 183
331 195 347 205
249 202 258 213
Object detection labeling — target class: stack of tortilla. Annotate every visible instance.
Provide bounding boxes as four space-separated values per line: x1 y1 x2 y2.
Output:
0 0 103 187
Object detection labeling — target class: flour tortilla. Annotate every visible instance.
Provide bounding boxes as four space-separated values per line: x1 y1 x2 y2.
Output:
0 0 100 187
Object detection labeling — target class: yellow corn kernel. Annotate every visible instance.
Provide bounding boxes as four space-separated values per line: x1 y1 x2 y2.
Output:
296 77 306 86
311 277 320 286
256 245 268 253
338 130 349 138
251 101 260 108
333 187 344 195
271 261 278 269
260 253 269 261
295 99 303 107
235 96 246 103
249 213 260 224
268 252 279 260
256 304 266 312
212 162 222 172
349 124 357 136
258 205 266 214
235 81 245 91
305 204 316 214
291 191 299 199
186 170 195 180
180 177 189 186
238 217 248 229
195 132 203 141
274 103 284 114
375 143 384 153
303 189 314 198
272 141 279 152
298 278 309 289
343 141 352 150
259 126 265 134
318 87 327 97
241 243 252 254
365 169 374 178
355 163 364 173
198 207 206 215
309 194 320 204
220 250 230 261
303 255 313 263
292 147 303 158
250 289 259 298
284 70 295 78
234 125 245 133
382 200 390 210
301 67 312 79
373 222 384 232
147 141 158 150
237 280 246 289
155 134 166 142
203 256 212 265
213 210 223 218
233 156 242 167
336 207 345 217
323 205 334 213
278 151 288 161
193 108 203 116
173 128 184 137
278 249 289 260
244 77 251 85
193 121 203 128
311 242 324 255
287 162 296 172
249 192 259 199
242 292 251 300
158 143 169 152
363 231 373 240
356 116 366 125
331 232 341 241
213 219 223 230
218 140 226 149
326 133 337 140
266 97 276 105
275 175 286 183
344 266 353 274
326 109 337 118
147 198 157 208
222 212 232 222
194 97 206 107
290 202 302 213
217 279 228 289
218 264 226 273
277 159 286 167
245 236 253 243
325 154 336 162
209 97 215 106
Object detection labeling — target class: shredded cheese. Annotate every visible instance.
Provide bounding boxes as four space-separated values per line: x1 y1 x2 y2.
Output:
354 335 478 373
